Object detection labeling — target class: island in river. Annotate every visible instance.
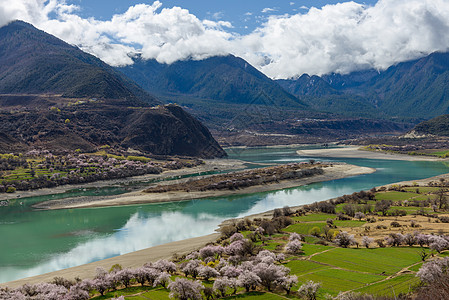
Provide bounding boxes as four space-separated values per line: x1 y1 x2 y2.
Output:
32 162 375 210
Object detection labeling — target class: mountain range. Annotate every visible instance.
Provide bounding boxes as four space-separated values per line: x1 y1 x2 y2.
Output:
279 52 449 120
0 21 225 157
2 20 449 151
119 47 449 124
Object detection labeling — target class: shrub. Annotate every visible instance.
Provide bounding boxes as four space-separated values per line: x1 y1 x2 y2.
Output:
238 271 261 292
361 236 374 248
109 264 123 273
298 280 321 300
197 266 219 281
429 236 449 253
375 200 392 215
253 262 288 291
326 218 335 228
354 212 365 220
168 278 203 300
219 224 238 238
385 233 404 247
390 221 401 227
334 231 356 248
285 239 303 254
6 186 16 193
213 277 232 297
336 213 351 220
390 209 407 217
277 275 298 295
375 239 385 248
439 216 449 223
309 226 321 237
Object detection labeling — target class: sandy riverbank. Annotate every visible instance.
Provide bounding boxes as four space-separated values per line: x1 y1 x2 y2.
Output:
0 158 247 202
1 233 220 289
297 147 447 161
34 163 375 210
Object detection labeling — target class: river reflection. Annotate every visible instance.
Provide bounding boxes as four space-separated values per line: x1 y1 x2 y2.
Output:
1 147 449 283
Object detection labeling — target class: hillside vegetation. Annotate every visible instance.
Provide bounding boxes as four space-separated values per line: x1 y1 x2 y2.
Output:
413 114 449 137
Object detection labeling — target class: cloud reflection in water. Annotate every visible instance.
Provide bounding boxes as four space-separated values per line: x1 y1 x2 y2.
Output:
0 211 222 283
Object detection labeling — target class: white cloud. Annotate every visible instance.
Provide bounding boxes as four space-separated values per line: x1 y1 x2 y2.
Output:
0 1 234 66
207 10 224 20
261 7 276 13
238 0 449 78
1 0 449 78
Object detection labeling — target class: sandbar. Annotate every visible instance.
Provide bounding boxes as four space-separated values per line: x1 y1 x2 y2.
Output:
34 163 375 210
0 158 247 202
297 147 446 161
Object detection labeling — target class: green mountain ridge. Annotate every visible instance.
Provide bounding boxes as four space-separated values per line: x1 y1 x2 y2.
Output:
279 51 449 120
0 20 158 106
118 55 305 107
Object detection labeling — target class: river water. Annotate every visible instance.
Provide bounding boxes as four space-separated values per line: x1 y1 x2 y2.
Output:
1 146 449 283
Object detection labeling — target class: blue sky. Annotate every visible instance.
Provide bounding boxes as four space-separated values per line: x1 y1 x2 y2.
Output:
67 0 378 34
3 0 448 78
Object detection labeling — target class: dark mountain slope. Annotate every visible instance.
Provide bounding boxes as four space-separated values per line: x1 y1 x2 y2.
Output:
0 21 225 157
360 52 449 118
413 114 449 137
277 74 340 97
0 98 225 157
279 51 449 120
117 55 306 107
0 20 157 106
118 54 414 143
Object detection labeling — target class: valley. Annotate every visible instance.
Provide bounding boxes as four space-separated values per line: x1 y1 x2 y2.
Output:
3 147 449 300
2 6 449 299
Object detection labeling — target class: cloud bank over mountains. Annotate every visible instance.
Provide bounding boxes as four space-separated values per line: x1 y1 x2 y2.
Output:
1 0 449 79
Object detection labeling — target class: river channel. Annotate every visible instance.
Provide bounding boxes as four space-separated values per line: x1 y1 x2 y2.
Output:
1 146 449 283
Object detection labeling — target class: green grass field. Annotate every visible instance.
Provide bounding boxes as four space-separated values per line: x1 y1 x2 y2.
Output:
310 247 422 275
297 268 385 296
429 150 449 157
88 202 445 300
284 222 326 235
354 274 419 296
284 259 330 275
375 191 419 201
402 187 441 193
292 214 336 222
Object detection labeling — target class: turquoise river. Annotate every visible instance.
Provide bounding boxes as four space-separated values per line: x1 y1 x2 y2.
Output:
1 146 449 283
